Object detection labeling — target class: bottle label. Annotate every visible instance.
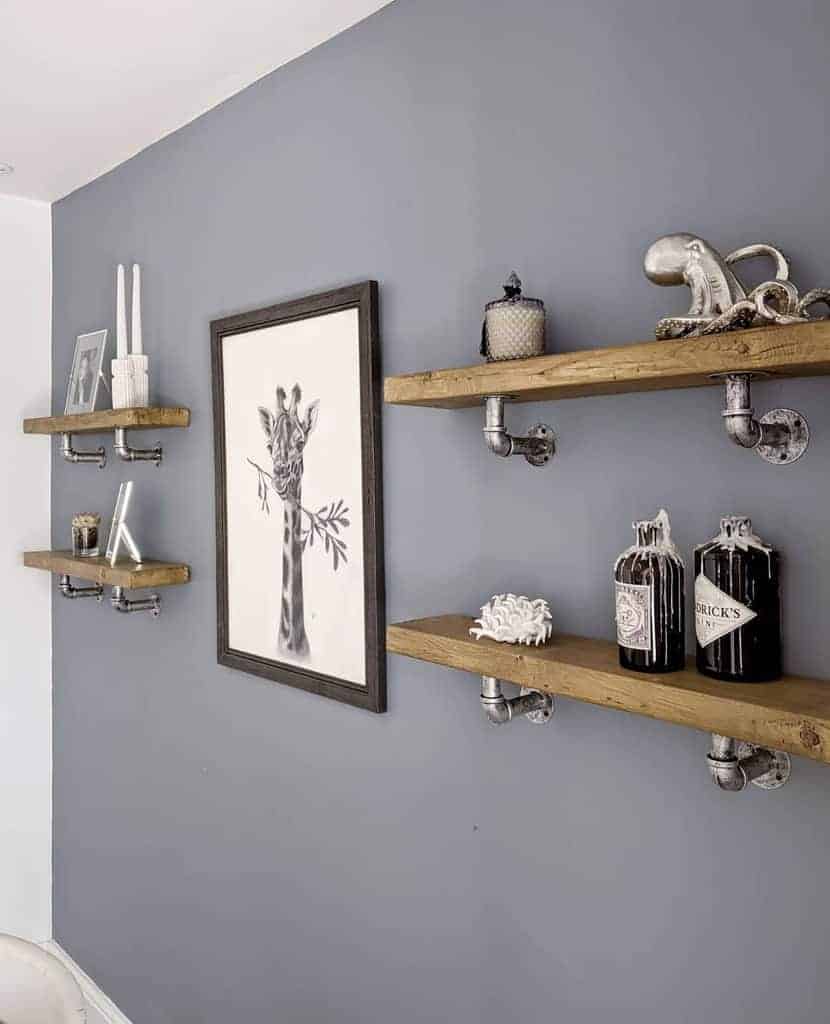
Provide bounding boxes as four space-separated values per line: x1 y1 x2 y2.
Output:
695 573 757 647
615 582 652 651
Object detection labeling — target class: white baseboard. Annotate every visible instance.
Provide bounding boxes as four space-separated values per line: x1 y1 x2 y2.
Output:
40 941 133 1024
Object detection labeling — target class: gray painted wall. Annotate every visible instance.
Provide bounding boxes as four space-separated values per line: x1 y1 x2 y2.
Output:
51 1 830 1020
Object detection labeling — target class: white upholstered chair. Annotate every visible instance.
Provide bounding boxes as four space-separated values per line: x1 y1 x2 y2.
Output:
0 935 85 1024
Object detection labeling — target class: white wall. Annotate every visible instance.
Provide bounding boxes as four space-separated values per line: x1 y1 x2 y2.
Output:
0 195 52 941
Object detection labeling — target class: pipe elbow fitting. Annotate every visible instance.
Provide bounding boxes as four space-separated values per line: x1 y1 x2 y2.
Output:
717 372 807 463
707 754 747 791
480 677 512 723
721 374 761 449
480 693 513 725
707 734 746 790
483 427 513 458
113 428 163 466
113 437 132 461
483 396 513 458
723 411 761 449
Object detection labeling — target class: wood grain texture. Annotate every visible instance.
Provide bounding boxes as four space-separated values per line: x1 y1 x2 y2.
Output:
24 550 191 588
388 615 830 764
23 406 191 435
384 320 830 408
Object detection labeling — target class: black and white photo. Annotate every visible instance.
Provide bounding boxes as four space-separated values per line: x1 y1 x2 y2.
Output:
64 329 107 415
211 282 385 712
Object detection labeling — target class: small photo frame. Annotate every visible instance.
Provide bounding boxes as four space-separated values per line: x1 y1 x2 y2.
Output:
105 481 142 565
64 329 108 415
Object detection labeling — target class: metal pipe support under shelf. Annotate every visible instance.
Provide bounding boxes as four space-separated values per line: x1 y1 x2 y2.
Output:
60 433 106 468
482 396 555 467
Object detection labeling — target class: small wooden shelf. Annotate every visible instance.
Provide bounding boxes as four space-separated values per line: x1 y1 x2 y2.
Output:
24 550 191 589
388 615 830 764
384 321 830 408
23 406 191 435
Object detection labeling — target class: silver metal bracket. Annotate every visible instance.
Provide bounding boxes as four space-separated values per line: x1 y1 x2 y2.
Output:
110 585 161 617
757 408 809 465
60 432 106 468
58 574 104 601
707 734 791 792
713 373 809 465
483 396 555 467
480 675 554 725
113 427 163 466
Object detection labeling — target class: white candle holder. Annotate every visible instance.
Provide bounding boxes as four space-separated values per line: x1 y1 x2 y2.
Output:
111 357 136 410
129 353 149 408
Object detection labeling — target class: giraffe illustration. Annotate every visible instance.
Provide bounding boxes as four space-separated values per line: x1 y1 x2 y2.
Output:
258 384 319 656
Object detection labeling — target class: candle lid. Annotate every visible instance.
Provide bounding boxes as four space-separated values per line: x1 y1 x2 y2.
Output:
485 271 544 312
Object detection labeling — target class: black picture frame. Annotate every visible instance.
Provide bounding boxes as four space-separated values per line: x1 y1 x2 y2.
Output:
211 282 386 713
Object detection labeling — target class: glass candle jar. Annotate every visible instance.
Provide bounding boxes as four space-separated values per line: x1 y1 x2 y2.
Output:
481 271 546 362
71 513 101 558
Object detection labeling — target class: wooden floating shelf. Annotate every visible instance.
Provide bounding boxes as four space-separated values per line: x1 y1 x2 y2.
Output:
23 406 191 436
24 550 191 589
384 321 830 408
388 615 830 765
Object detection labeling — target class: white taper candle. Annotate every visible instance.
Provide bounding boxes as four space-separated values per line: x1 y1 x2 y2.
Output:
131 263 143 355
116 264 127 358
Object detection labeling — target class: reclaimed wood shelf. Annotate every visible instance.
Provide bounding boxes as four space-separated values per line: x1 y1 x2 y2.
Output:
24 550 191 589
384 321 830 408
388 615 830 765
23 406 191 435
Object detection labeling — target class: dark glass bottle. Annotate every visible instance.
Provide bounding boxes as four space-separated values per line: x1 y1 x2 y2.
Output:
614 509 685 673
694 516 781 683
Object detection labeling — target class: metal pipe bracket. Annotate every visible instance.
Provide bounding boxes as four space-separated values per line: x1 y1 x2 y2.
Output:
58 574 104 601
713 372 809 465
110 585 161 617
707 734 791 791
60 433 106 468
483 396 555 467
480 675 554 725
113 427 163 466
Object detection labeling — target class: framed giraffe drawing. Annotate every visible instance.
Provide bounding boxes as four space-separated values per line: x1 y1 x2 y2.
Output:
211 282 385 712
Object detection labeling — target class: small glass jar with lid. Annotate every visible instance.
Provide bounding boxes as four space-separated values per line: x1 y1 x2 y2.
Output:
481 271 546 361
71 513 101 558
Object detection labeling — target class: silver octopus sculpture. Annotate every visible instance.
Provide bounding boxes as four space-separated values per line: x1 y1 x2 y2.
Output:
643 233 830 339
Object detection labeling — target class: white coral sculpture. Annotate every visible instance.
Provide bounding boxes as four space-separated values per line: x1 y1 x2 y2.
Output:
469 594 553 646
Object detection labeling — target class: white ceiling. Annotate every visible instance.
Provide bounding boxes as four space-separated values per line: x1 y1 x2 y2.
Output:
0 0 391 202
